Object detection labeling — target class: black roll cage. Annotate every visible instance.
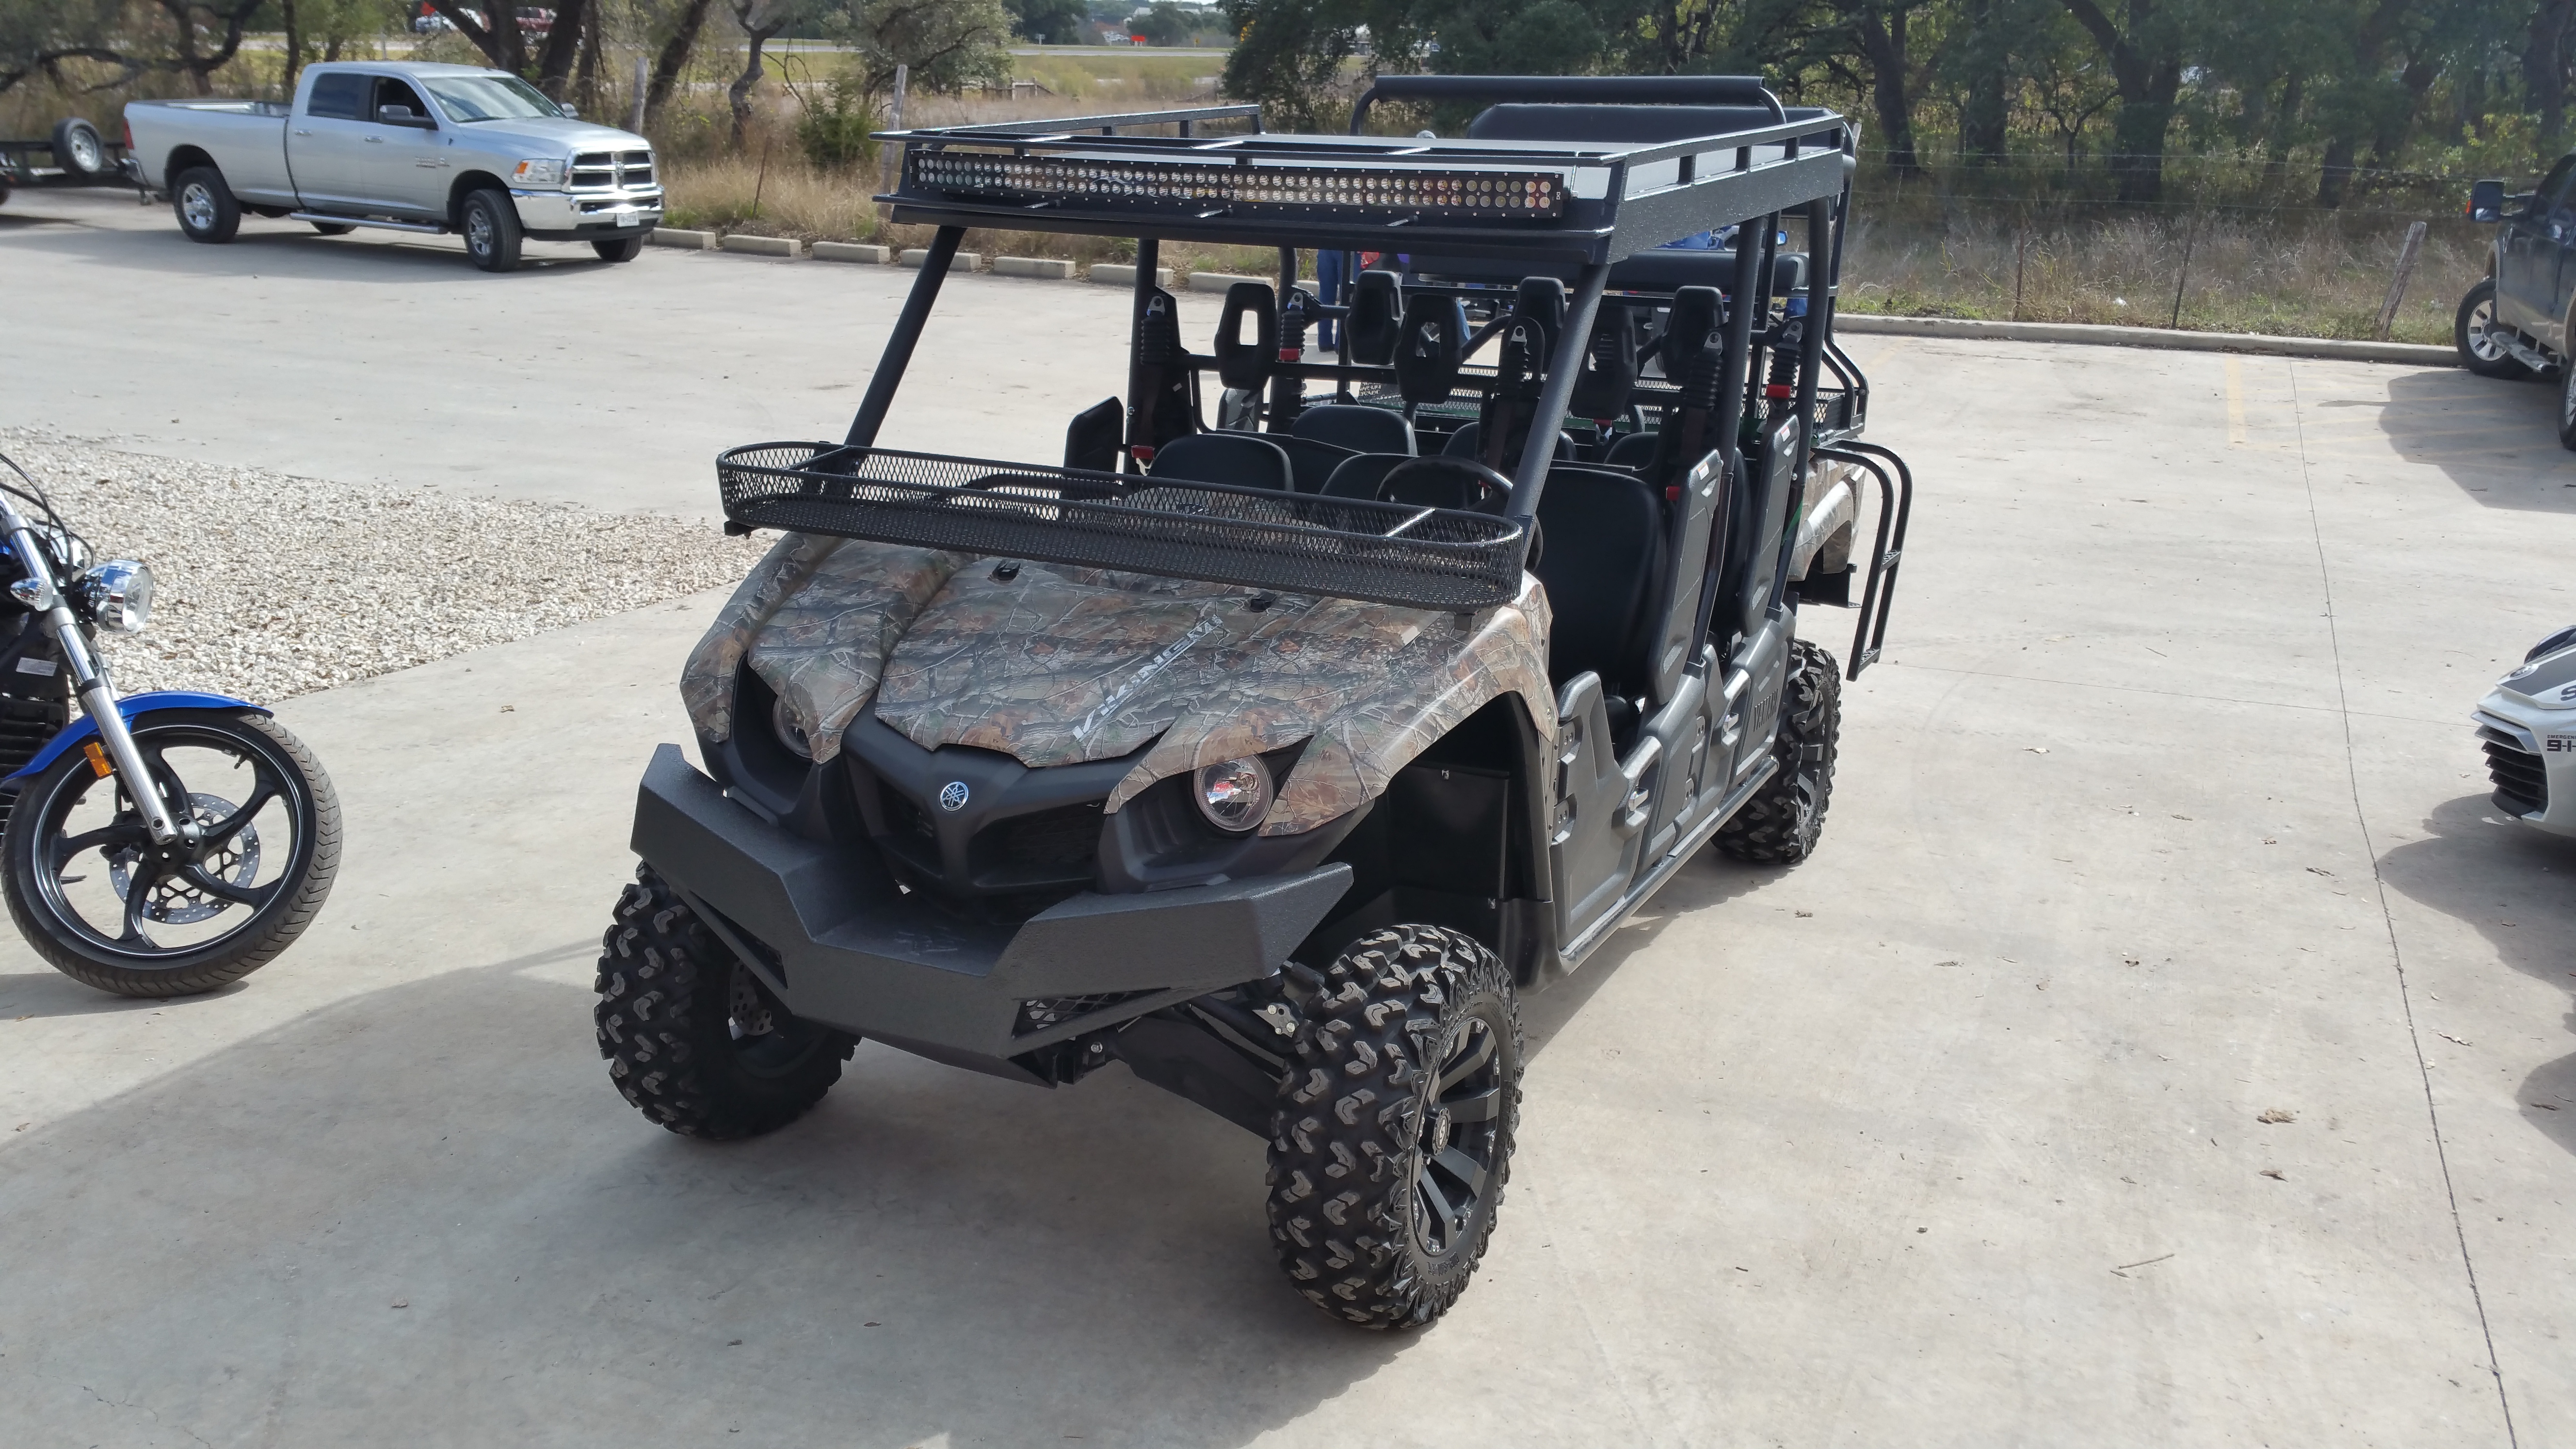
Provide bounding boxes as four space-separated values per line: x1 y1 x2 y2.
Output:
847 79 1857 533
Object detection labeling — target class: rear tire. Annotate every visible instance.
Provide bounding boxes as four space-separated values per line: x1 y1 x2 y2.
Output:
171 165 240 244
1266 924 1522 1329
309 221 355 236
592 235 644 262
2558 358 2576 452
1714 638 1841 865
460 187 522 273
595 866 853 1139
2458 279 2531 380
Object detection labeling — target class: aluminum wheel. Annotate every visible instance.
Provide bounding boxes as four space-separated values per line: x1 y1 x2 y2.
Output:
2466 295 2511 364
465 206 494 259
179 182 216 234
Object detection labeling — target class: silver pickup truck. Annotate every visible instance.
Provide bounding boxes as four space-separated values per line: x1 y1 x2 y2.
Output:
125 61 662 272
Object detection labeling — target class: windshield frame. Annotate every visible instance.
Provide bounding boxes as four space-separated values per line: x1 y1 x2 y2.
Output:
423 73 566 125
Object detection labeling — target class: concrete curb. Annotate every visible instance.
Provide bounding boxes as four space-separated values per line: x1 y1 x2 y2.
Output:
720 235 803 258
1089 263 1173 288
646 227 714 250
1189 271 1270 292
812 242 891 264
993 256 1075 280
1834 313 2455 367
902 248 980 271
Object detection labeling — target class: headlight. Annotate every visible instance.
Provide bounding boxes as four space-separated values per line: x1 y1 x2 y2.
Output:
1194 756 1273 833
511 158 567 189
74 560 152 634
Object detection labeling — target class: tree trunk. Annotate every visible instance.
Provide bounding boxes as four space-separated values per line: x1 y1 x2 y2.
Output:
2059 0 2181 204
1854 8 1920 175
2316 133 2358 208
426 0 522 74
646 0 719 125
535 0 587 99
281 0 302 99
729 24 783 151
1956 0 2009 166
2528 0 2575 138
575 7 604 117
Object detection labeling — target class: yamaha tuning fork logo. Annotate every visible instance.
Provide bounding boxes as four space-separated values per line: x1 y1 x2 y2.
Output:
938 781 970 811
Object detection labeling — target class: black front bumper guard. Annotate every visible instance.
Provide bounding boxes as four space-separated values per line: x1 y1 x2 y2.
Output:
631 744 1351 1082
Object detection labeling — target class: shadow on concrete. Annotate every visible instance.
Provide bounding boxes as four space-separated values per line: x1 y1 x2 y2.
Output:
2378 370 2574 511
0 967 246 1018
2375 792 2576 1155
1520 851 1786 1053
0 942 1403 1445
0 213 618 284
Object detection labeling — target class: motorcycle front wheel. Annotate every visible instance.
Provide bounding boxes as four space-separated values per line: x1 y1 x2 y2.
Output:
3 709 340 997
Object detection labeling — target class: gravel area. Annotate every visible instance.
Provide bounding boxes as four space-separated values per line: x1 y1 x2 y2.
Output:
0 430 765 701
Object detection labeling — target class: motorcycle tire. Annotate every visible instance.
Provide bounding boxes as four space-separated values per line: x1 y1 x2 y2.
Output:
3 709 340 997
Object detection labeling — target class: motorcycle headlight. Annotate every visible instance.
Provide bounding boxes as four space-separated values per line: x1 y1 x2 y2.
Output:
1194 756 1273 833
74 560 152 634
511 158 567 189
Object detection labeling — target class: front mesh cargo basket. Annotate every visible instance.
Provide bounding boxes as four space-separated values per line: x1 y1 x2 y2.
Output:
716 443 1530 611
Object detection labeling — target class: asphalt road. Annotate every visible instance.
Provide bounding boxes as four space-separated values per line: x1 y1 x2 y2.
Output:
5 185 2576 1447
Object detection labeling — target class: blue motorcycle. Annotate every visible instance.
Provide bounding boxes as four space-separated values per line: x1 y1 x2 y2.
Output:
0 448 338 996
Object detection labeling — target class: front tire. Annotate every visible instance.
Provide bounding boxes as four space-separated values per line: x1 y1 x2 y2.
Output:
592 235 644 262
1267 925 1523 1329
460 188 522 273
595 866 854 1139
2558 359 2576 452
2458 279 2531 380
2 710 339 996
171 165 240 244
1714 637 1841 864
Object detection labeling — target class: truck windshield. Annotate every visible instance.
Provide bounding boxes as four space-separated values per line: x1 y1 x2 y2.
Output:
423 75 563 123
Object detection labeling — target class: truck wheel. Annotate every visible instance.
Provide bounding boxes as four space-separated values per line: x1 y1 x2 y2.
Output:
51 118 106 177
595 866 853 1139
592 235 644 262
308 221 354 236
2559 361 2576 452
171 165 240 244
2457 280 2530 380
1714 638 1840 865
460 188 522 273
1266 924 1522 1330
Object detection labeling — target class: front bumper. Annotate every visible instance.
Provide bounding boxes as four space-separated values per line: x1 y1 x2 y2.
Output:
630 744 1352 1079
2473 692 2576 836
510 188 663 240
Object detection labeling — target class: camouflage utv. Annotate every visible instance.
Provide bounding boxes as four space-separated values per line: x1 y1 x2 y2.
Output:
597 74 1914 1329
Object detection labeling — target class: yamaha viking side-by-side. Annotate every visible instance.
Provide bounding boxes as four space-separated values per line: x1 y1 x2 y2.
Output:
596 75 1913 1328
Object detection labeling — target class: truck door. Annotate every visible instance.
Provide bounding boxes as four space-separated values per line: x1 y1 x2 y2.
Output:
2498 157 2576 337
290 71 373 210
364 75 451 220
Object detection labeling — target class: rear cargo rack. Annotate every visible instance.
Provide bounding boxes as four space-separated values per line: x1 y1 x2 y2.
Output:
716 444 1530 612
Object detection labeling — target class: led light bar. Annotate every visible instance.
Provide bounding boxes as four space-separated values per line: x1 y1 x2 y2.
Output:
907 150 1568 220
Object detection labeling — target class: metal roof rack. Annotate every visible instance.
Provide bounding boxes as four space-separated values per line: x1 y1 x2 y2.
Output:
873 98 1852 264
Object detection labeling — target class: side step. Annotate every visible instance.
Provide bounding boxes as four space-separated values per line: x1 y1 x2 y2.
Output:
290 211 446 235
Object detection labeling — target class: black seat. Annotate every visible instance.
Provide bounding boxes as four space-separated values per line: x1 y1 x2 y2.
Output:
1603 431 1660 471
1292 403 1417 456
1319 452 1411 499
1147 433 1293 492
1531 466 1667 696
1442 422 1576 467
1270 435 1358 494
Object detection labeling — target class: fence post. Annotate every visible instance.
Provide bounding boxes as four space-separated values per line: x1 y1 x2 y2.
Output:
2374 220 2430 341
876 64 909 225
628 54 647 134
2013 223 2028 322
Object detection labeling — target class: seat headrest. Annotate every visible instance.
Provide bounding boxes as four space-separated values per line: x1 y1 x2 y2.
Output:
1293 403 1417 457
1148 432 1294 492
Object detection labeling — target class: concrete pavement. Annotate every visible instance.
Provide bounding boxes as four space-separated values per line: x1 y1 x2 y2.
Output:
4 182 2576 1446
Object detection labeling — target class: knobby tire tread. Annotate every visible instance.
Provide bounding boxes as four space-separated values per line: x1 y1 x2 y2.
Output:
1714 638 1840 864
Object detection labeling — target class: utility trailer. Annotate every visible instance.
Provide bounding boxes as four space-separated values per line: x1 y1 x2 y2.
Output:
0 118 137 208
594 75 1915 1329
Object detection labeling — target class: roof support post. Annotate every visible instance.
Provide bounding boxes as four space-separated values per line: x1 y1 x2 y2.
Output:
1503 261 1610 525
1122 236 1163 469
1769 194 1836 612
843 225 964 447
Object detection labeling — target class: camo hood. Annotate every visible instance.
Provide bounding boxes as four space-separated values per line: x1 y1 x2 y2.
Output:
684 534 1554 837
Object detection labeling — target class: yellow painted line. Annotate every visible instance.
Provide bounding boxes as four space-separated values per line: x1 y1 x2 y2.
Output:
2225 354 2246 447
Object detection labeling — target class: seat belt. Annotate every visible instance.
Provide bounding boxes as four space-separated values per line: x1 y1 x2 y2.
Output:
1125 288 1199 467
